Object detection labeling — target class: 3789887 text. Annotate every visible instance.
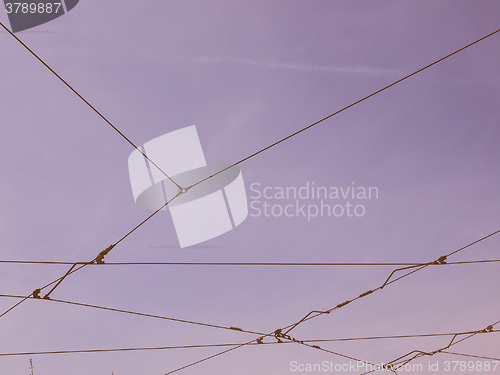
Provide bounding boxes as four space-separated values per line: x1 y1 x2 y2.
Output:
440 360 499 372
5 2 62 14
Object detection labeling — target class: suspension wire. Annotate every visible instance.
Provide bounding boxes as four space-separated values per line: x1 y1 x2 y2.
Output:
3 292 496 350
439 351 500 361
0 294 376 372
161 331 377 375
0 16 497 315
0 259 497 266
162 228 500 373
0 228 495 329
2 18 499 375
163 338 255 375
0 293 265 335
0 194 180 320
363 320 500 375
1 329 498 357
0 21 181 190
185 27 500 191
3 291 496 367
0 225 500 318
280 229 500 336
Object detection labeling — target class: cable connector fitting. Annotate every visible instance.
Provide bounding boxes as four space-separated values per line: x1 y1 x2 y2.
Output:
359 290 374 298
336 300 351 308
229 326 242 331
94 244 115 264
274 329 284 343
256 337 264 344
274 329 297 343
32 289 41 299
484 325 493 332
434 256 447 265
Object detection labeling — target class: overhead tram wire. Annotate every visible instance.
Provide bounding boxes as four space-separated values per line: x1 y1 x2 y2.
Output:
0 260 498 266
0 21 181 190
0 228 491 369
0 193 181 320
362 320 500 375
185 27 500 191
2 293 496 371
1 329 498 357
0 226 496 331
162 228 500 374
0 240 495 371
0 20 497 307
0 290 497 348
2 21 499 374
0 20 190 315
439 351 500 361
0 293 265 336
0 17 497 267
161 334 380 375
278 228 500 336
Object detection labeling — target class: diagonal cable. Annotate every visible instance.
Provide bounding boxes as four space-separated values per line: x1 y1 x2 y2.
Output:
1 329 497 357
0 193 181 319
439 351 500 361
161 228 499 374
0 259 498 266
186 27 500 190
0 293 264 335
371 320 500 374
280 229 500 336
0 21 181 190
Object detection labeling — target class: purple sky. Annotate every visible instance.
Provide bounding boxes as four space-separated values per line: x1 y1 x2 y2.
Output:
1 1 499 374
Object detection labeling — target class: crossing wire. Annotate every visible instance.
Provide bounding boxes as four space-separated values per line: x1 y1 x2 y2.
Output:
0 226 496 327
0 293 265 336
1 17 499 375
0 260 498 266
0 194 179 319
279 229 500 336
186 27 500 190
363 320 500 375
0 18 497 320
1 329 498 358
3 291 496 351
439 351 500 361
162 228 500 374
0 21 181 190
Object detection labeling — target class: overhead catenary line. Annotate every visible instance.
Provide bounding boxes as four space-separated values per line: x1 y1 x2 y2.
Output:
0 255 494 317
0 22 181 190
0 226 496 326
3 292 497 349
163 228 500 374
0 293 265 336
1 17 499 375
0 16 496 312
0 194 180 320
439 351 500 361
0 229 489 371
2 329 498 357
280 229 500 336
0 259 497 266
185 27 500 190
363 320 500 375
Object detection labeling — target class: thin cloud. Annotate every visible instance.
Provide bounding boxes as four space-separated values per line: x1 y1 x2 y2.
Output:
187 55 406 76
